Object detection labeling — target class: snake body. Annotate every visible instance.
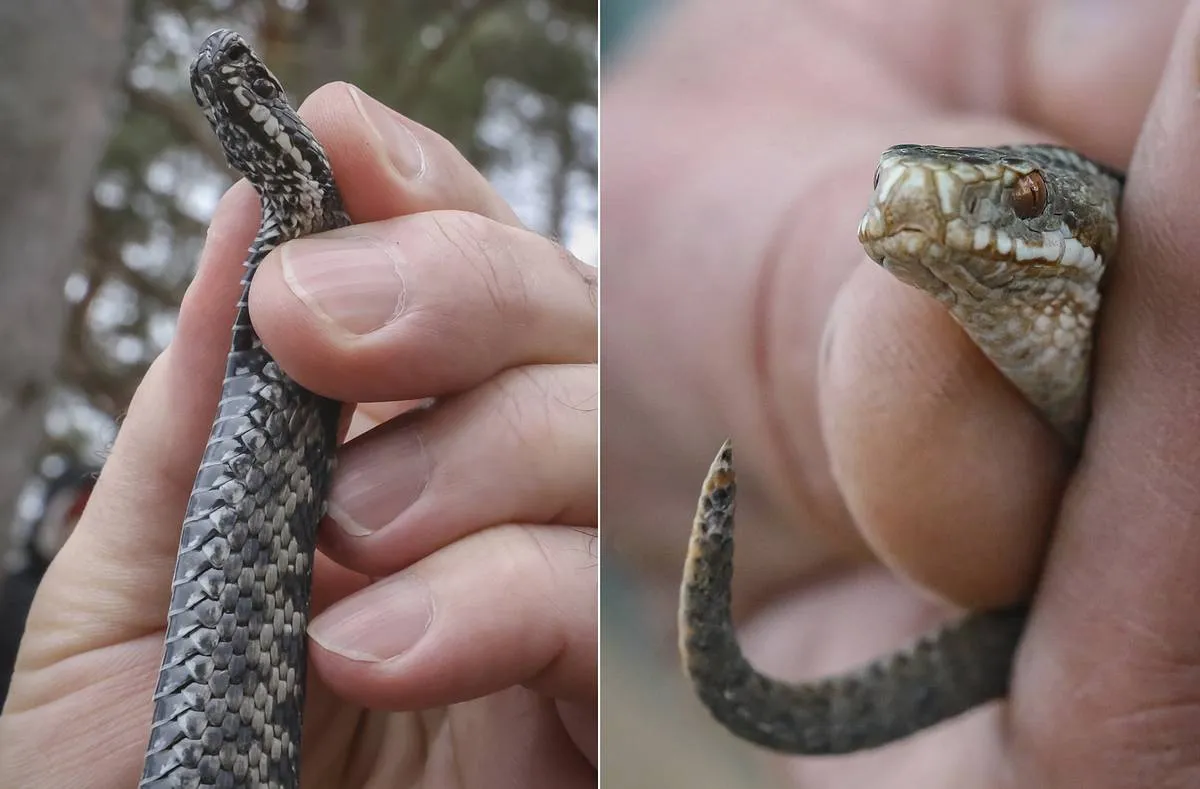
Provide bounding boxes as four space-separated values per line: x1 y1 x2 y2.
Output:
139 30 349 788
680 144 1124 754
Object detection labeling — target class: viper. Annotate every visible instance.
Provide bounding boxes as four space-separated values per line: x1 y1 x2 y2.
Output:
680 143 1123 754
139 29 349 788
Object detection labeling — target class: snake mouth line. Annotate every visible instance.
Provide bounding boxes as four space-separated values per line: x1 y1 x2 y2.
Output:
869 230 1015 306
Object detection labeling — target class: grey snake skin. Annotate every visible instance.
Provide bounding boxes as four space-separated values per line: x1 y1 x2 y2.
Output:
680 144 1124 754
140 30 350 788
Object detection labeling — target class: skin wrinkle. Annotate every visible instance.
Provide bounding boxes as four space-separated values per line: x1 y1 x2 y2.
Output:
547 365 599 414
485 367 594 517
429 210 526 326
493 369 543 445
567 247 598 311
300 695 366 781
1087 702 1200 782
512 525 578 692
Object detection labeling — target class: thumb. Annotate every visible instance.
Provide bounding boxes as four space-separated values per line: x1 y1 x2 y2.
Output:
818 260 1072 610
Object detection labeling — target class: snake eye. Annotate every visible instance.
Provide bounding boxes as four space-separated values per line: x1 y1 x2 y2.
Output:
226 42 249 61
251 78 279 100
1011 171 1047 219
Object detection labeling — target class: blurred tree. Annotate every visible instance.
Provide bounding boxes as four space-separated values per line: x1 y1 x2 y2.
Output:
0 0 596 579
0 0 131 561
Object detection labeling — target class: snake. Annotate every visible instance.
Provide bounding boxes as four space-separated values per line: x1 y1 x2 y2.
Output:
139 29 349 787
679 143 1124 754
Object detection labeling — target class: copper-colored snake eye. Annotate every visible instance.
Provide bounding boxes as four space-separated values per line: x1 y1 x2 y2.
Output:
1012 171 1047 219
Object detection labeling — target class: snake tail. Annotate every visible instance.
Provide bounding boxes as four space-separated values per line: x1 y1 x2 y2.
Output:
679 441 1029 754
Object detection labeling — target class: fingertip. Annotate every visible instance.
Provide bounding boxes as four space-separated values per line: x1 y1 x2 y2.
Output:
298 82 521 225
249 212 595 401
309 525 596 710
1020 0 1186 165
818 262 1070 609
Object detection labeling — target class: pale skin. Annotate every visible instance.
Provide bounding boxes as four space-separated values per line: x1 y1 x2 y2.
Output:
604 0 1200 785
0 83 597 787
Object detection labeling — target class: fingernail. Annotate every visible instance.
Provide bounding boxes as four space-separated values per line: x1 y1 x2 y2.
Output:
309 572 433 662
327 428 430 536
349 85 426 179
281 236 407 335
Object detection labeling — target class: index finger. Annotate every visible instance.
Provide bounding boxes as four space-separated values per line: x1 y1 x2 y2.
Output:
297 81 524 227
641 0 1184 165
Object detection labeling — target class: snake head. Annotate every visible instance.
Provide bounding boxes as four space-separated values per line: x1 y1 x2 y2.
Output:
856 143 1123 443
190 29 339 225
857 144 1120 308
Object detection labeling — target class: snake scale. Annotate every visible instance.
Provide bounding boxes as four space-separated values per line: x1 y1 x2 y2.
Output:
680 144 1124 753
140 30 349 787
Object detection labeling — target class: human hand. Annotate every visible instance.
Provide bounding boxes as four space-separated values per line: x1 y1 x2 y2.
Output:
0 83 596 788
603 0 1200 785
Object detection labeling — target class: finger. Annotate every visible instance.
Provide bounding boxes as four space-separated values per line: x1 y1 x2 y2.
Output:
13 183 262 666
298 81 523 226
1010 2 1200 783
818 261 1071 609
320 363 596 577
1013 0 1187 165
823 0 1185 164
650 0 1185 165
308 523 597 707
248 211 597 401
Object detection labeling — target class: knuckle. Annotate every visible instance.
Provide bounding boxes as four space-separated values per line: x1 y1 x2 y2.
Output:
425 209 532 314
477 364 596 449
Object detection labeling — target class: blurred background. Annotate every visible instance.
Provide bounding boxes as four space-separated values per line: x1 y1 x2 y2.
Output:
599 2 772 786
0 0 596 707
